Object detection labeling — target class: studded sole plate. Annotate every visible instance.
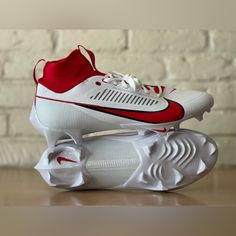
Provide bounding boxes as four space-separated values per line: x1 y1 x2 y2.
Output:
35 129 218 191
117 129 217 191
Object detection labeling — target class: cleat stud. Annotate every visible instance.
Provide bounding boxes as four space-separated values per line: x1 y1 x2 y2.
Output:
173 168 183 185
138 172 149 184
197 159 207 174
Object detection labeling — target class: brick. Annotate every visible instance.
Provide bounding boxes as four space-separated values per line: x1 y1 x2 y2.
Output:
214 137 236 167
211 30 236 52
4 50 51 79
0 30 52 52
167 80 236 110
0 114 7 136
3 30 52 79
207 81 236 109
188 55 232 80
182 110 236 136
131 30 206 52
59 30 127 52
0 30 18 51
165 81 208 92
0 55 4 79
9 109 39 137
15 30 52 52
166 55 234 81
165 56 191 80
96 53 165 82
0 137 46 167
0 82 34 108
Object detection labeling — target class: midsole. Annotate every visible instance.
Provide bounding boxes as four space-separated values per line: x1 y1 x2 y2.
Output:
86 158 139 170
33 97 212 137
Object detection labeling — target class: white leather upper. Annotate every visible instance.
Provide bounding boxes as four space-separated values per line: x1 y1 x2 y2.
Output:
37 76 169 112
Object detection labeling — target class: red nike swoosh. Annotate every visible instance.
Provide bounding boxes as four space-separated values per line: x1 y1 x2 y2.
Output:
36 96 184 124
56 156 77 165
77 99 184 124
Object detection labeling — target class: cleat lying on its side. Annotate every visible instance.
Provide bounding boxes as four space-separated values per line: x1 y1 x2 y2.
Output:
35 129 218 191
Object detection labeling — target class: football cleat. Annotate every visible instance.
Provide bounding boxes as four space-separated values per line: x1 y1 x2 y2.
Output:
30 45 214 147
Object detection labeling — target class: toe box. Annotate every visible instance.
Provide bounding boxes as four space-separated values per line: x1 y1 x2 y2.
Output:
165 89 214 118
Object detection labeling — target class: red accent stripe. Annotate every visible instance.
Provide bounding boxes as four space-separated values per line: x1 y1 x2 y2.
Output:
36 95 184 124
154 86 160 94
79 101 184 123
152 128 167 133
36 95 76 105
56 156 77 165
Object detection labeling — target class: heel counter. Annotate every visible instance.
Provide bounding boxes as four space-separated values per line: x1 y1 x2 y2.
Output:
29 104 44 135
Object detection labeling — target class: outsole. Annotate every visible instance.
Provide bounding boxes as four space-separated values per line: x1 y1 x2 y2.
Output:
35 129 218 191
118 129 217 191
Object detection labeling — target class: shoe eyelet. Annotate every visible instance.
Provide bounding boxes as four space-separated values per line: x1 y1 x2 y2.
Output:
95 81 101 86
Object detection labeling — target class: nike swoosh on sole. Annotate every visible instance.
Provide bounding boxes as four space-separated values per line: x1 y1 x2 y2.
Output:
56 156 77 165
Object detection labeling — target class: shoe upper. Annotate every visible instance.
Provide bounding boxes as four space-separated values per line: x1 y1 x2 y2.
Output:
35 45 214 125
38 46 105 93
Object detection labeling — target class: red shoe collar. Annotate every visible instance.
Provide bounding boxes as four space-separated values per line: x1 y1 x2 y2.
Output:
35 45 105 93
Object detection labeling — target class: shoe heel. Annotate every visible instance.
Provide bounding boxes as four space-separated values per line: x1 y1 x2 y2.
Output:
35 143 89 189
30 104 82 147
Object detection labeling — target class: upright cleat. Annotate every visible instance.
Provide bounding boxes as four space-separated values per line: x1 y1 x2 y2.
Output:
30 45 214 147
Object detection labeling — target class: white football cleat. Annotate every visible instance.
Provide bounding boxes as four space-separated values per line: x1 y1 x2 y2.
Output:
35 129 217 191
30 45 214 147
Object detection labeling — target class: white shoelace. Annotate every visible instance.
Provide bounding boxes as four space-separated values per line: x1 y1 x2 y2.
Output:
103 72 162 97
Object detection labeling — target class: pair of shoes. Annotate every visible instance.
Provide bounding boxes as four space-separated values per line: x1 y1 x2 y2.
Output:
31 45 218 191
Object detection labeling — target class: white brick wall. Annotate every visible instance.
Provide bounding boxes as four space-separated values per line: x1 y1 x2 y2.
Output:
60 30 127 52
130 30 206 52
0 30 235 167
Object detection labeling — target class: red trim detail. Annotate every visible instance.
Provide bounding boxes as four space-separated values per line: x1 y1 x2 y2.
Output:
36 95 75 105
152 85 165 94
56 156 77 165
161 86 165 93
36 95 185 124
144 85 165 94
154 86 160 94
33 59 46 85
78 101 184 123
